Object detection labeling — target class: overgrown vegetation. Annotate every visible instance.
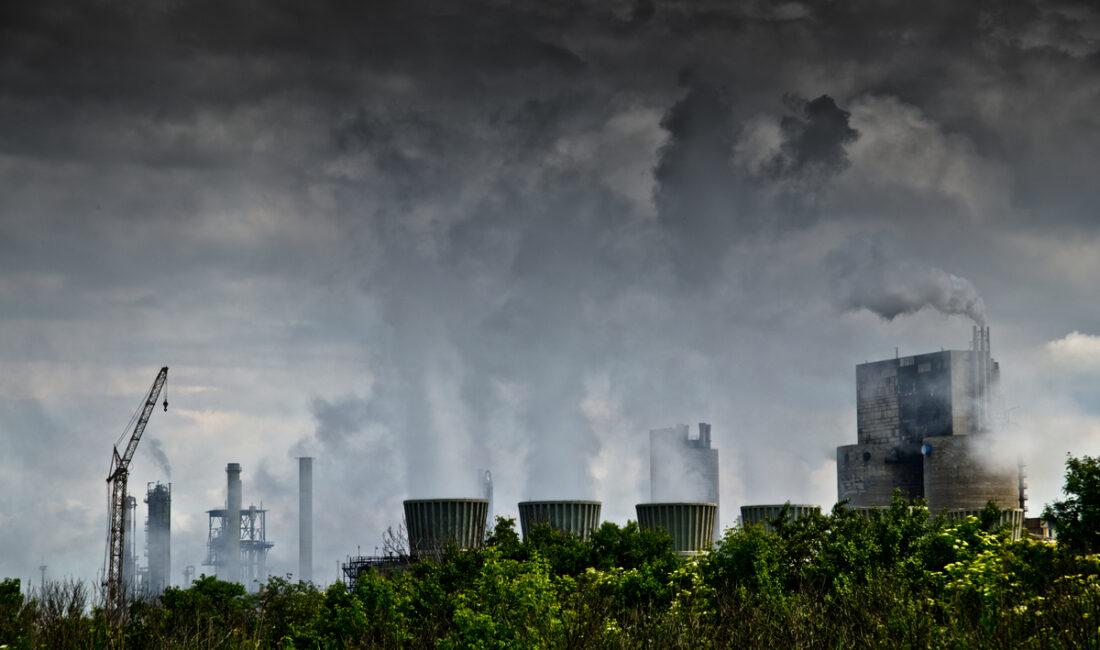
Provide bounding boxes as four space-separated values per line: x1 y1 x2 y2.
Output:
4 455 1100 648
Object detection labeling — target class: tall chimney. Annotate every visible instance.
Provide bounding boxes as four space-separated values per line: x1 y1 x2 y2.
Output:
298 457 313 583
225 463 242 583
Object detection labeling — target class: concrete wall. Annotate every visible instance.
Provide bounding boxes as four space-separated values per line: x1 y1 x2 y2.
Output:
922 435 1020 512
837 442 923 506
518 501 601 540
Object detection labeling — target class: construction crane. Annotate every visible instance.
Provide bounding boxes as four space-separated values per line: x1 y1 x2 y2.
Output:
104 366 168 619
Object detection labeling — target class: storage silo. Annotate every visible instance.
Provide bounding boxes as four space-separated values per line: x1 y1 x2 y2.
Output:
740 504 820 532
921 435 1020 512
403 498 488 557
518 501 601 540
635 502 716 556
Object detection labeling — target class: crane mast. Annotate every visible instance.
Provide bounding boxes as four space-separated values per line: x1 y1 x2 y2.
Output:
105 366 168 619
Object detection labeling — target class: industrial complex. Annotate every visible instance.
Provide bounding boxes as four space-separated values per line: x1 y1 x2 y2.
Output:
100 325 1049 597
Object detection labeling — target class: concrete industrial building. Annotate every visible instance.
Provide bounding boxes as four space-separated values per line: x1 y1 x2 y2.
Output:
650 423 720 540
144 482 171 595
837 327 1023 521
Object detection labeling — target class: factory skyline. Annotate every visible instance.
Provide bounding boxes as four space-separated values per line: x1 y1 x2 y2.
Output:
3 0 1099 598
88 325 1053 593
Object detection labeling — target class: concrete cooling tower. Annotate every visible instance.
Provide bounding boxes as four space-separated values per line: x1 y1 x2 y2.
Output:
518 501 601 540
403 498 488 557
740 504 821 532
635 502 716 556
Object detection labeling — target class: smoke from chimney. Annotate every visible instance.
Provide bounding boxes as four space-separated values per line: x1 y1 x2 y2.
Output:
826 235 986 325
144 437 172 479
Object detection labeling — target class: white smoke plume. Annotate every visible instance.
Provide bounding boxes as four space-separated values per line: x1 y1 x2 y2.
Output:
143 437 171 480
826 235 987 325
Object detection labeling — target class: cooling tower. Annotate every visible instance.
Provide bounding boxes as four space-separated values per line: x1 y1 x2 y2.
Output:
943 507 1025 540
518 501 601 540
635 502 716 556
921 435 1020 512
740 504 821 532
403 498 488 557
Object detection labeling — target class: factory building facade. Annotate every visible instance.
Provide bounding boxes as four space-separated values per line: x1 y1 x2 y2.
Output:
837 327 1023 515
650 423 720 540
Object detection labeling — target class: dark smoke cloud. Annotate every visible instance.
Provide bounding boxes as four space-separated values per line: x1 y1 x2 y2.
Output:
826 235 988 325
771 94 858 179
143 437 172 480
309 396 375 449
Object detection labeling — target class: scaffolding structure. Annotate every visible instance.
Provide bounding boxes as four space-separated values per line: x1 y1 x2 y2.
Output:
340 555 408 586
202 504 274 591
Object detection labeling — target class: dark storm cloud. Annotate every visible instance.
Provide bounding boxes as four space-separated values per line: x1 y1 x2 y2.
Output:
2 0 1100 586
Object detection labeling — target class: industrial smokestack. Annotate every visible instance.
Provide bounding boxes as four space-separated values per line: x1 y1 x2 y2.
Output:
225 463 242 583
298 457 313 583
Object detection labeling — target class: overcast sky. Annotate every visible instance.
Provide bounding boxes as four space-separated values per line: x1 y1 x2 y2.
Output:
2 0 1099 588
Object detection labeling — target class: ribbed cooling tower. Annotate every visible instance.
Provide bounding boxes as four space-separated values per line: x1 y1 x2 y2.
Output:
403 499 488 557
518 501 601 540
943 507 1025 540
635 502 716 556
740 504 821 532
921 435 1020 512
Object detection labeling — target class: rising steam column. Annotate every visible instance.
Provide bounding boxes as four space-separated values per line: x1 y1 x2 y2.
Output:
649 423 720 540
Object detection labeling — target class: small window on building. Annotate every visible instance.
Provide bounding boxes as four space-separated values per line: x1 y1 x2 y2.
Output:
918 363 931 373
900 357 915 367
